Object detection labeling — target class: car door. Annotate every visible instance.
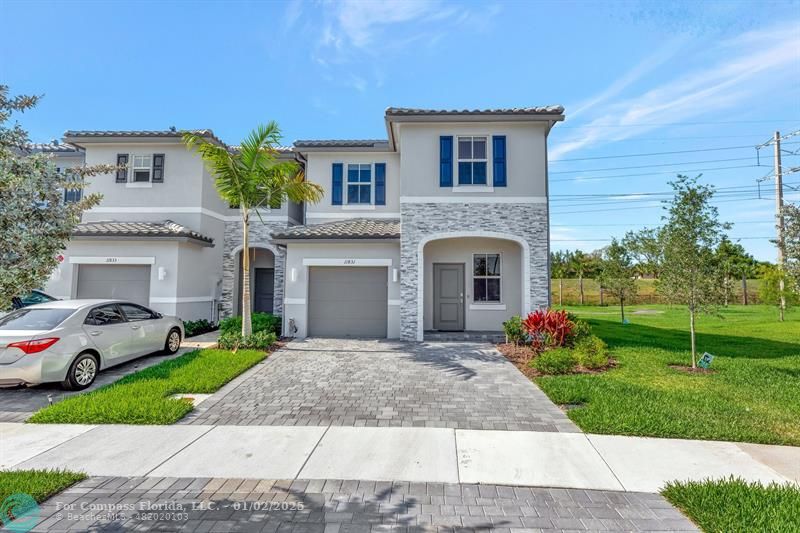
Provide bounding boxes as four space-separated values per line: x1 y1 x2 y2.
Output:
118 303 163 355
83 304 133 366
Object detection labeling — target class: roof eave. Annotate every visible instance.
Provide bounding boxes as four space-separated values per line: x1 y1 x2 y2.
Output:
272 237 400 244
71 234 214 247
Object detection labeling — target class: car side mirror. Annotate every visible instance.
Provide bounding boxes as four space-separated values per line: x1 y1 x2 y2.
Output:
156 313 163 319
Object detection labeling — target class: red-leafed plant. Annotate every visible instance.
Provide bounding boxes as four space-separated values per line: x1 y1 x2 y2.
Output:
522 309 575 352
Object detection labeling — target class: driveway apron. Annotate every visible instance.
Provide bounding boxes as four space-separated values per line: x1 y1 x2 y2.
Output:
181 338 579 432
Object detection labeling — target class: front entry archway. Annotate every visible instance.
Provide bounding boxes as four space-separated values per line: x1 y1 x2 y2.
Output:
234 247 276 316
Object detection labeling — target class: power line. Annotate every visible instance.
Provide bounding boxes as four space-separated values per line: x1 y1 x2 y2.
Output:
551 220 776 227
557 119 800 129
550 196 770 215
550 181 799 199
550 154 797 175
551 142 800 163
551 236 774 242
550 164 762 182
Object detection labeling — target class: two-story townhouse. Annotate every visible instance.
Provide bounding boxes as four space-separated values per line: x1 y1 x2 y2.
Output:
44 130 299 322
275 106 564 341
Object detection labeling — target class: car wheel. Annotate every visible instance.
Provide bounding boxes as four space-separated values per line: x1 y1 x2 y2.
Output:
163 328 182 355
61 353 99 391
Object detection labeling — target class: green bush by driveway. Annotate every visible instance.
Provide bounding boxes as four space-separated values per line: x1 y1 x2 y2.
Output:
29 349 266 424
662 477 800 533
535 305 800 445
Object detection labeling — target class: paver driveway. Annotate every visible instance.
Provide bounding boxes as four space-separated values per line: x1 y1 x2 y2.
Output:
182 338 579 432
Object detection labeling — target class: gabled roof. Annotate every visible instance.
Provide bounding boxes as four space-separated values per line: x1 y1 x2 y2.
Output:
273 218 400 241
27 142 83 154
385 106 565 116
293 139 390 149
64 129 227 147
73 220 214 246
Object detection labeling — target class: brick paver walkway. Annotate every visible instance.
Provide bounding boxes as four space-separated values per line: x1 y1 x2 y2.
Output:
30 477 697 532
182 339 578 432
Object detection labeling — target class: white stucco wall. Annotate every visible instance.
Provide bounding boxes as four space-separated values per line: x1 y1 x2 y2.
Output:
422 237 522 331
396 122 548 198
283 242 402 338
302 151 401 222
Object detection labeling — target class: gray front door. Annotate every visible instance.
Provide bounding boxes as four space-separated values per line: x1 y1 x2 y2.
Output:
433 263 464 331
308 267 388 338
254 268 274 313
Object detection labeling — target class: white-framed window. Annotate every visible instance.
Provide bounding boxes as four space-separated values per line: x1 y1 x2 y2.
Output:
457 136 488 185
132 155 152 183
347 163 372 204
473 253 501 303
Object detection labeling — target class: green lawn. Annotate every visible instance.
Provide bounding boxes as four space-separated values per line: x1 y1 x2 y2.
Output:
29 348 267 424
535 305 800 445
0 469 86 504
662 478 800 533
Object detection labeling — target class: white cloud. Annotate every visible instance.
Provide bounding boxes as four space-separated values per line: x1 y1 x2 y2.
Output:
551 20 800 160
282 0 304 32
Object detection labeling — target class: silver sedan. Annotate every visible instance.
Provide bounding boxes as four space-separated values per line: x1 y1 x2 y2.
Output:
0 300 184 390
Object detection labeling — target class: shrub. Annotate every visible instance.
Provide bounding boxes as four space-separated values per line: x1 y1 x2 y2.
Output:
522 309 575 351
218 330 277 351
570 319 593 344
183 319 214 338
574 335 609 370
219 312 281 336
531 348 577 375
502 316 528 344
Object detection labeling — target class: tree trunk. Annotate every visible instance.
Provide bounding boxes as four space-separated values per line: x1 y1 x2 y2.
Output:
620 296 625 323
689 307 697 368
559 279 563 307
241 210 253 337
599 285 604 306
741 275 748 306
724 277 729 306
779 277 786 322
579 276 584 305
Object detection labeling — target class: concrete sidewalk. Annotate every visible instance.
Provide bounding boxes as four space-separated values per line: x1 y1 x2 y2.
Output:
2 423 797 493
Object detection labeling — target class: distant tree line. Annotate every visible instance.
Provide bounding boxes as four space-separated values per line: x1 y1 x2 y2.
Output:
550 175 800 367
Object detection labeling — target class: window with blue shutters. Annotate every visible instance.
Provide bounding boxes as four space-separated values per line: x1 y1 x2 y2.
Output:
439 136 453 187
331 163 343 205
375 163 386 205
347 164 372 204
492 136 506 187
457 136 487 185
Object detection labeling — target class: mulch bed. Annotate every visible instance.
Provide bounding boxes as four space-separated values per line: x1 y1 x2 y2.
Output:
497 342 616 378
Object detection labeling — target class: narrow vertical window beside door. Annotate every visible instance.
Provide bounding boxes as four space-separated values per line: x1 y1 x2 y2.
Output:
473 253 501 302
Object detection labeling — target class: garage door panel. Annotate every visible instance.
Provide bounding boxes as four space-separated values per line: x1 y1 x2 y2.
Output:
308 267 388 338
77 265 151 306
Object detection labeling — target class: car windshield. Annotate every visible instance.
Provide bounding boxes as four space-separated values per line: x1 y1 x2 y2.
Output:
0 308 74 331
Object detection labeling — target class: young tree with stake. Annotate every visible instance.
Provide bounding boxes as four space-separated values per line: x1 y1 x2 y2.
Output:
658 175 730 368
598 238 637 323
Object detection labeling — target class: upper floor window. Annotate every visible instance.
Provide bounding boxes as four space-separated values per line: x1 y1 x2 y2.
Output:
473 253 501 303
458 136 487 185
132 155 152 182
116 153 165 185
347 164 372 204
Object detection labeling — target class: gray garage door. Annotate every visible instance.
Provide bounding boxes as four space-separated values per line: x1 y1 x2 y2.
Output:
308 267 388 338
76 265 151 306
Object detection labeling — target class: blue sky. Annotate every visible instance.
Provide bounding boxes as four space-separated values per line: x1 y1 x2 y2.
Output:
2 0 799 260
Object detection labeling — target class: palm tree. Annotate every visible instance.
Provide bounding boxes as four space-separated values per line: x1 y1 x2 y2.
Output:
184 123 323 336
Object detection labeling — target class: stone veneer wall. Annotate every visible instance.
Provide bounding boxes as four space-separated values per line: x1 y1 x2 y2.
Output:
400 202 550 341
220 220 287 320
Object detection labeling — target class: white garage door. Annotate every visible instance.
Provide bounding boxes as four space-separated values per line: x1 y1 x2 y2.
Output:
308 267 388 338
76 265 151 306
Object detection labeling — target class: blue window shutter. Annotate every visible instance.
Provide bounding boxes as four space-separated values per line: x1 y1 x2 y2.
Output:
332 163 343 205
493 136 506 187
375 163 386 205
439 136 453 187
